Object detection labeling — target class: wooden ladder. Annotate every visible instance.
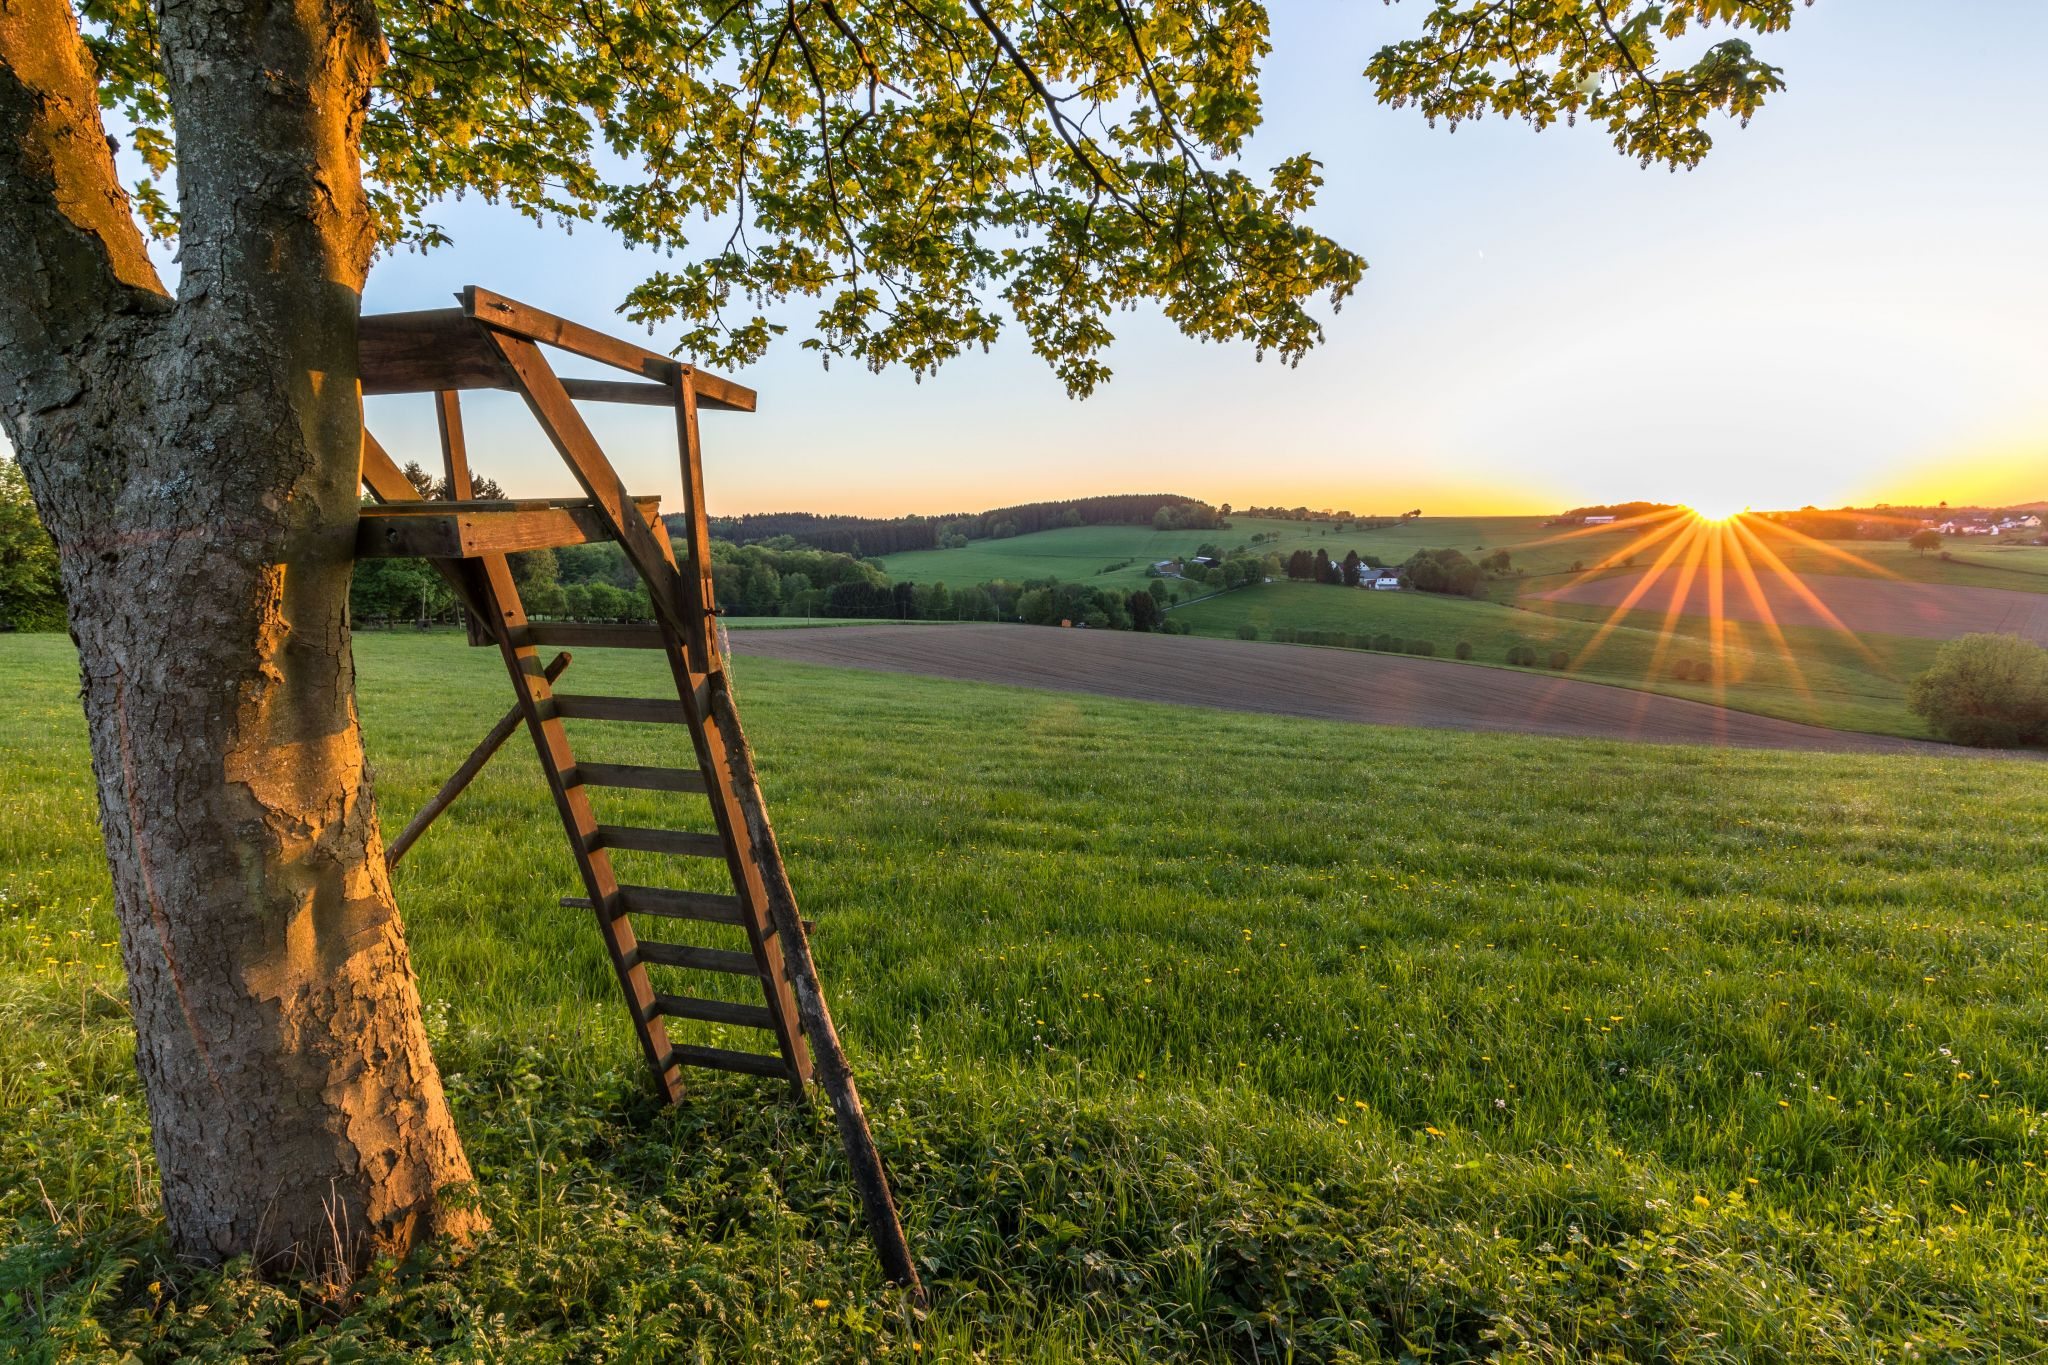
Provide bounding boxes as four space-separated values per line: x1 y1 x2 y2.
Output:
356 298 921 1298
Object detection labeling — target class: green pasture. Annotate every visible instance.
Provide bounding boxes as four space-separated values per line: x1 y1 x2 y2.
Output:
871 515 1647 595
4 632 2046 1359
1172 581 1945 740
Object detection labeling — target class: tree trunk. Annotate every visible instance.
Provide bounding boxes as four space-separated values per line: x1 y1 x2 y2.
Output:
0 0 481 1273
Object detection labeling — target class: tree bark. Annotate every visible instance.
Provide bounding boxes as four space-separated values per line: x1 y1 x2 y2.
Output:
0 0 481 1273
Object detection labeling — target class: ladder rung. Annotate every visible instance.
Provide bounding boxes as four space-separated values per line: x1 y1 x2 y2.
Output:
665 1043 791 1079
595 826 726 857
514 622 671 650
560 886 745 925
652 994 776 1030
636 941 762 975
572 761 707 794
551 694 689 724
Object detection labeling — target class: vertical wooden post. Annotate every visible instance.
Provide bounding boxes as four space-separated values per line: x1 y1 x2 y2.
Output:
435 390 472 498
672 373 720 674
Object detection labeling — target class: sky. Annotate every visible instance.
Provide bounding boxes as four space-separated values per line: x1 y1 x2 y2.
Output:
109 3 2048 517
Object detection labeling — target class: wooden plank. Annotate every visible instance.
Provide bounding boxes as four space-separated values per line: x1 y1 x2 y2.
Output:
560 886 744 925
571 762 708 794
559 377 673 407
672 375 719 671
550 694 689 724
515 622 669 651
463 285 758 412
636 942 763 976
594 826 726 858
360 309 513 395
666 1043 791 1079
357 497 663 559
386 651 571 868
651 995 776 1030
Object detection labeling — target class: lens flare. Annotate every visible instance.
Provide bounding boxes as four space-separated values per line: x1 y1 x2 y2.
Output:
1520 504 1902 721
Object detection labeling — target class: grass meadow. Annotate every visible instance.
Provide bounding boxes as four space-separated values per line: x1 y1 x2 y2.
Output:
4 632 2047 1359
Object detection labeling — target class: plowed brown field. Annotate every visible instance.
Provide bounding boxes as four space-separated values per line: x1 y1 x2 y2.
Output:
729 624 1956 754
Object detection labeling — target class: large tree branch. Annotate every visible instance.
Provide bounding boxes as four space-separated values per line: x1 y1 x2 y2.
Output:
0 0 168 419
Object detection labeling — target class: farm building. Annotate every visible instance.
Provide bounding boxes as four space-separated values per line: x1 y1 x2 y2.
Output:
1371 575 1402 590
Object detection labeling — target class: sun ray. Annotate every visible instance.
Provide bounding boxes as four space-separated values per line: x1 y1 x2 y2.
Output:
1642 525 1714 684
1517 506 1691 552
1721 518 1817 706
1545 512 1695 599
1746 516 1902 580
1730 516 1891 672
1568 516 1700 671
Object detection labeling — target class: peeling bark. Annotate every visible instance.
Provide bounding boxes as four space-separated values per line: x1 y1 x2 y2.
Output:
0 0 481 1272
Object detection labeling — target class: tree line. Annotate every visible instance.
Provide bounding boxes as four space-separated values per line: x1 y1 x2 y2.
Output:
705 493 1226 556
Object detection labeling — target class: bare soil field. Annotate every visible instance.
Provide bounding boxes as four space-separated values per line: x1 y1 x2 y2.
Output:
729 623 1956 754
1536 569 2048 644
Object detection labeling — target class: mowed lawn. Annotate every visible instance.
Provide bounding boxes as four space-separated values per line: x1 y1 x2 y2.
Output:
4 632 2047 1359
1174 581 1945 740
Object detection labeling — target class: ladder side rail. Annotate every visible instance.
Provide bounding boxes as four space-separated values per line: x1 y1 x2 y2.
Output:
644 546 813 1089
704 675 924 1303
665 374 918 1300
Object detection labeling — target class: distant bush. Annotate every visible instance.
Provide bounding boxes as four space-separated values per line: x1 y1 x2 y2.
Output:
1507 645 1538 667
1235 622 1260 641
1454 641 1473 660
1370 632 1394 652
1547 650 1570 671
1271 625 1297 643
1672 659 1694 681
1410 640 1436 657
1908 633 2048 747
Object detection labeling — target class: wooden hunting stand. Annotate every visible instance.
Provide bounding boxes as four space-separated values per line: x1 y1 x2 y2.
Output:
355 287 921 1298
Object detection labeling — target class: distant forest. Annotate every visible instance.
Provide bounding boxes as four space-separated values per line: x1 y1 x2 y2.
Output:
699 493 1224 557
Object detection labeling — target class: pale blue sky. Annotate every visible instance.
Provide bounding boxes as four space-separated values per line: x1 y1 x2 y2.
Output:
138 4 2048 515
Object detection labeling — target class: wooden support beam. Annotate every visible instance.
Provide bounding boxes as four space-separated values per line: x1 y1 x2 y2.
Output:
386 652 571 869
356 497 664 559
477 331 699 639
461 285 757 411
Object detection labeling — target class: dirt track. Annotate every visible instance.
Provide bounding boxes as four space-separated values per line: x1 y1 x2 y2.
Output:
1536 570 2048 645
729 624 1956 755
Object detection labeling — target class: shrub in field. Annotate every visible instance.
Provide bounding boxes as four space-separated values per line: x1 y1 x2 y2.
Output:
1672 659 1694 681
1271 625 1297 643
1548 650 1570 670
1409 640 1436 657
1506 645 1536 666
1372 633 1395 652
1235 622 1260 641
1908 632 2048 747
1454 641 1473 660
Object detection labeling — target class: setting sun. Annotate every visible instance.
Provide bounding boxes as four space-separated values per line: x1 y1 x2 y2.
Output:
1685 497 1750 523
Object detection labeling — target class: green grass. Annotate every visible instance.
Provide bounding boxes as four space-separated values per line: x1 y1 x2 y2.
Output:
5 632 2047 1359
1173 581 1946 739
872 515 1648 595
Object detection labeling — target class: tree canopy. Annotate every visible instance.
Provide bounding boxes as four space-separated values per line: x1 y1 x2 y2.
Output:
81 0 1806 394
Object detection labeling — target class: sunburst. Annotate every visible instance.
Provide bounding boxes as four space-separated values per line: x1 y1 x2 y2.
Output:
1525 505 1898 716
